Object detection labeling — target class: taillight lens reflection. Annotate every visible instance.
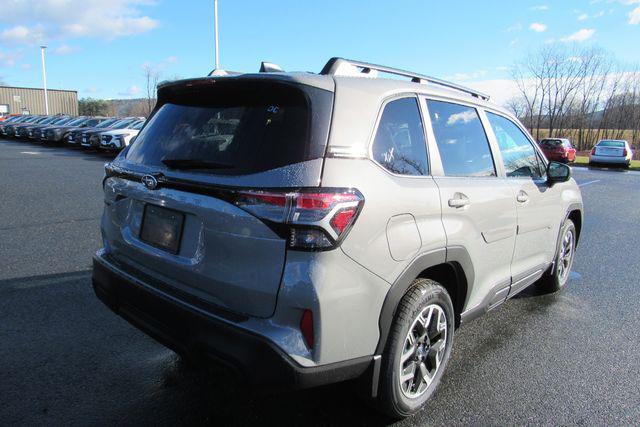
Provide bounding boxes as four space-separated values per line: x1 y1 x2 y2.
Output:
233 188 364 250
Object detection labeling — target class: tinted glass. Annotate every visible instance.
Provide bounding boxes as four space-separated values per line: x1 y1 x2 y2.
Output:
598 140 625 148
126 82 331 175
372 98 428 176
109 119 136 129
427 100 495 177
487 112 543 179
84 118 103 127
95 118 118 128
541 139 563 147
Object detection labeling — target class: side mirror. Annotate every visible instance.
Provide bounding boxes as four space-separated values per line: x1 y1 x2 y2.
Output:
547 161 571 185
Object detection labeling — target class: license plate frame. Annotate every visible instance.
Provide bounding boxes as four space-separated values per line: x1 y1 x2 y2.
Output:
139 204 185 254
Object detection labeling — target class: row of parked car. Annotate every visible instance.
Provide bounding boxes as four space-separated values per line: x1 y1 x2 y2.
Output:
0 114 144 152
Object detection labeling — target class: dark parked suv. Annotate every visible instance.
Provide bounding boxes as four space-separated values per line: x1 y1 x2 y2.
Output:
93 58 583 418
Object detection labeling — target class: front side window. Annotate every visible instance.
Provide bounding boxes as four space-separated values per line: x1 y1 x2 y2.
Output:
486 112 543 179
427 100 495 177
371 97 429 176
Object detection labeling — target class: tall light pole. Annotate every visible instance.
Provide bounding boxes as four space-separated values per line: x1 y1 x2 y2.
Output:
40 45 49 115
214 0 220 71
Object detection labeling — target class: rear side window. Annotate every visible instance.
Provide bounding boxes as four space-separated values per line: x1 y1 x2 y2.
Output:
372 97 429 176
486 112 544 179
125 81 332 175
427 100 495 177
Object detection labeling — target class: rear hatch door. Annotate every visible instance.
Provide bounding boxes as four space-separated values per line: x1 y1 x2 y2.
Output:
102 77 333 318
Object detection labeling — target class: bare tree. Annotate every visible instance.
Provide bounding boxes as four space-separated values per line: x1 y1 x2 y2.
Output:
143 65 160 116
511 45 640 153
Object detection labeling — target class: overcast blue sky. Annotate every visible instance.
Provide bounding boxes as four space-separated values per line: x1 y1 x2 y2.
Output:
1 0 639 104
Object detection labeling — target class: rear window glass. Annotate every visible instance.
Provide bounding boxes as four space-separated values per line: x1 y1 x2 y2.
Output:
125 81 332 175
598 140 625 148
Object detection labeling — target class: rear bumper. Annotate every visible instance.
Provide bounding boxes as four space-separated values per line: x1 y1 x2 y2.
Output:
92 252 372 390
590 155 630 165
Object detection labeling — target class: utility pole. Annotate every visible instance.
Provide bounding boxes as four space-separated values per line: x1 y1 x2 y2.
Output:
40 45 49 115
214 0 220 70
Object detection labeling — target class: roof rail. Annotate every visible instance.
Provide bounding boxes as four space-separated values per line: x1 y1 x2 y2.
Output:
320 57 490 101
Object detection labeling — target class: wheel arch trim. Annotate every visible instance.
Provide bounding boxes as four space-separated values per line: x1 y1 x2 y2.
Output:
374 246 475 355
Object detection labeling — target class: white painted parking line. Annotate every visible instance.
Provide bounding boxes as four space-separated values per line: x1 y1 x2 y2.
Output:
578 180 601 187
20 151 42 155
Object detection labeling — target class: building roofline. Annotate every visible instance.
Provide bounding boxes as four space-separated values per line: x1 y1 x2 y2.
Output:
0 85 77 94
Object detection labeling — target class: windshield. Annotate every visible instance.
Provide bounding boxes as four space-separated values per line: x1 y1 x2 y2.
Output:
65 117 87 126
131 121 145 130
541 139 570 148
598 140 625 148
109 119 136 129
126 81 332 175
95 118 118 128
36 117 59 125
51 117 72 125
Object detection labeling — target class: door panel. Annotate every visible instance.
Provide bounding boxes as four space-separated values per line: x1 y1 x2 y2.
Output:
483 111 563 284
509 179 560 276
434 177 517 310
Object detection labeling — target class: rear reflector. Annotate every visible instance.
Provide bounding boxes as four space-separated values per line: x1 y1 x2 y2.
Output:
300 309 314 349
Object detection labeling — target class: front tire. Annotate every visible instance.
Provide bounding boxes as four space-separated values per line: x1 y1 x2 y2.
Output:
538 219 576 293
378 279 454 418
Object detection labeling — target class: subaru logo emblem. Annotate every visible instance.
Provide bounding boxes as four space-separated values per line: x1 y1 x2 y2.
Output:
142 175 158 190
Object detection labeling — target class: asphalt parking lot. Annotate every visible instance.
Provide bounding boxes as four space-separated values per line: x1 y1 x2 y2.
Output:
1 138 639 426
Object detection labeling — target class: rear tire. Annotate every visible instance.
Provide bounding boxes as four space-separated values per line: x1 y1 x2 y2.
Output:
538 219 576 293
377 279 454 418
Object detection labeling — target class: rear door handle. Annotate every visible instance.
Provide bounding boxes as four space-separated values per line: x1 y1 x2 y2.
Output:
516 191 529 203
448 192 470 208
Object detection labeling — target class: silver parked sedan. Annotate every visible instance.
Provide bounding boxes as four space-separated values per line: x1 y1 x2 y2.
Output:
589 139 633 168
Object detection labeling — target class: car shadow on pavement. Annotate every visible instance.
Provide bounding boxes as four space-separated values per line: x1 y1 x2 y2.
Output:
0 270 392 426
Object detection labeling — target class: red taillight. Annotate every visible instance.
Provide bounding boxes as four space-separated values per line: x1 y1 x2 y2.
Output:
330 207 358 234
623 148 628 156
591 147 596 155
300 309 314 349
233 188 364 250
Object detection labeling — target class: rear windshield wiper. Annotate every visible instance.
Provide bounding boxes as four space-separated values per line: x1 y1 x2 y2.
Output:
161 158 235 170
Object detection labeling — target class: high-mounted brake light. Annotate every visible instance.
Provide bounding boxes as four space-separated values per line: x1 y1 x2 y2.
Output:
233 188 364 250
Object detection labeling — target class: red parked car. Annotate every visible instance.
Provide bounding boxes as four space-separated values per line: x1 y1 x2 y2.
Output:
539 138 576 163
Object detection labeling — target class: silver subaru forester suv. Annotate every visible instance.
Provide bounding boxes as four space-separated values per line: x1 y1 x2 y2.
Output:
93 58 583 418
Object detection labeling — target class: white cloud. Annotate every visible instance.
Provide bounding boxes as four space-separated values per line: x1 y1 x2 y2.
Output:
0 1 158 45
447 110 478 126
447 69 487 82
0 50 23 67
578 13 589 20
529 22 548 32
52 45 78 55
630 6 640 23
119 85 141 97
561 28 596 42
0 25 45 45
20 63 31 69
459 79 521 106
530 5 549 10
